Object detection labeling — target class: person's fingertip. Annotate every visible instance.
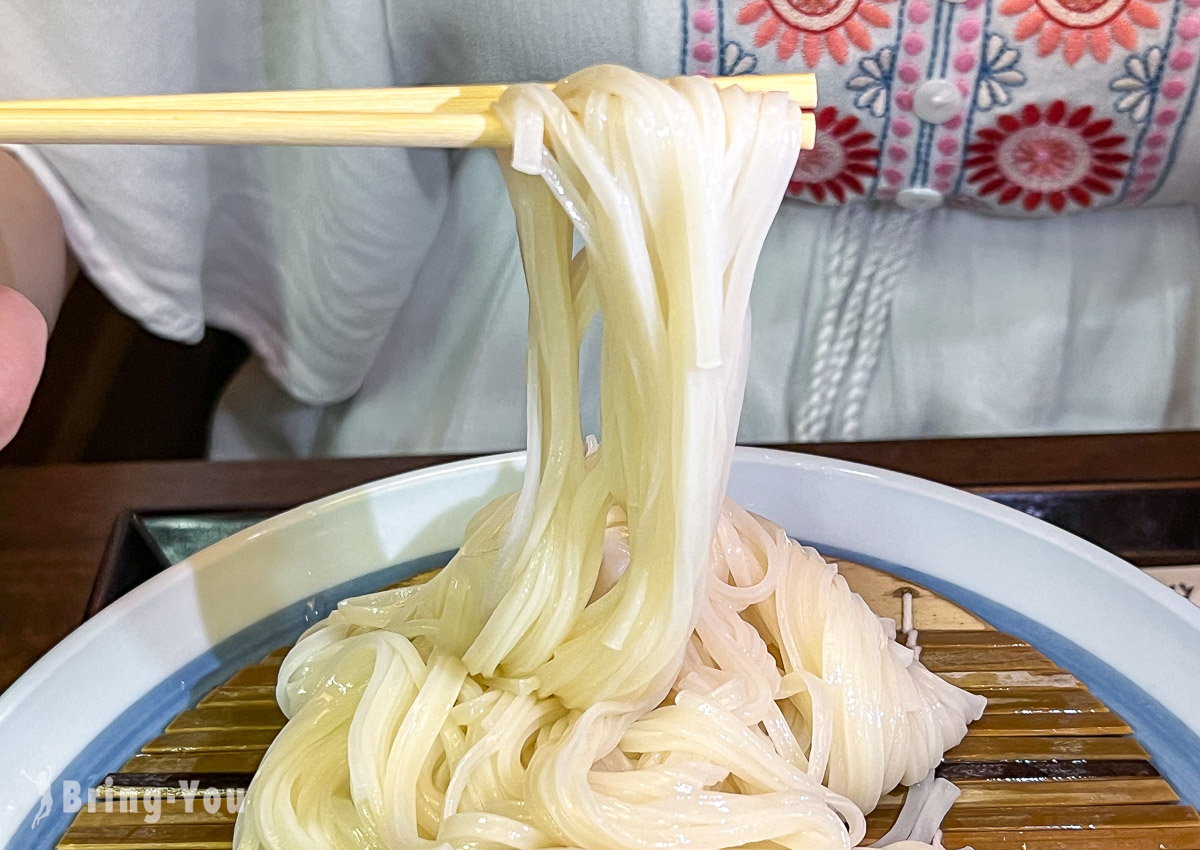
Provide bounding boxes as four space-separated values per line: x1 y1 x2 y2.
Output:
0 285 50 448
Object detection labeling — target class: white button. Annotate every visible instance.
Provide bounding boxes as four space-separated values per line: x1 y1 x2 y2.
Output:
896 187 943 210
913 80 963 124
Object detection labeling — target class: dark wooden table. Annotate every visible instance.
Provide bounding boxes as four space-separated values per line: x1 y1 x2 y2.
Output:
3 431 1200 694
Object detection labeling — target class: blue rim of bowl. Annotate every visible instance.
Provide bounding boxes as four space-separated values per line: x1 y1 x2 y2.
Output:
4 549 454 850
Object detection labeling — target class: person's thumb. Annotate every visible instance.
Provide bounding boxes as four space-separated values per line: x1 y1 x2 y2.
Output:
0 285 48 449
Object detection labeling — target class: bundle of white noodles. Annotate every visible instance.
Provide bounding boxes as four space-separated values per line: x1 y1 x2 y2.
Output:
233 66 985 850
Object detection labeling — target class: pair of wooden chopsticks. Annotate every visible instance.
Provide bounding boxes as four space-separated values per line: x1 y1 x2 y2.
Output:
0 76 816 150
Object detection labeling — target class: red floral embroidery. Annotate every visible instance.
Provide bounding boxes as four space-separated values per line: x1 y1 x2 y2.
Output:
738 0 897 65
999 0 1166 64
964 101 1130 212
789 107 879 202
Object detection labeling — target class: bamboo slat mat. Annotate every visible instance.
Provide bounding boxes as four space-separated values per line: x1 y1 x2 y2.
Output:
57 563 1200 850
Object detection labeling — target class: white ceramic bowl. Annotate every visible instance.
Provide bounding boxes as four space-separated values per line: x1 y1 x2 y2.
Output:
2 449 1199 848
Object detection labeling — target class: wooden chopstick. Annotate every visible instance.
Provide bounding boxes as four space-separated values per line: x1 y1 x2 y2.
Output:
0 77 816 113
0 76 816 150
0 109 513 149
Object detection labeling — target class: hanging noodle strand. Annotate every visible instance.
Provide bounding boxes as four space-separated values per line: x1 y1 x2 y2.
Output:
233 66 986 850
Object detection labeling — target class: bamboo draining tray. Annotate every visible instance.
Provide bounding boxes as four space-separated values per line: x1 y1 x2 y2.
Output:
58 563 1200 850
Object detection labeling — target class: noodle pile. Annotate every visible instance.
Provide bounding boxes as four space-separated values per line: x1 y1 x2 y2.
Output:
233 66 986 850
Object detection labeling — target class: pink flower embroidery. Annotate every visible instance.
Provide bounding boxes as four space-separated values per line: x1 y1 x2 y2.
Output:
965 101 1130 212
737 0 897 66
789 107 879 202
999 0 1166 65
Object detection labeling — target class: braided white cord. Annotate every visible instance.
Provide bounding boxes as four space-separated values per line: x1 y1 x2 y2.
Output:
807 211 896 439
803 263 871 439
834 210 925 440
800 206 856 418
795 205 926 443
796 204 865 440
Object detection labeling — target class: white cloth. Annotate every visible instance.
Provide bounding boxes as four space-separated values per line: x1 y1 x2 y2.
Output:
214 162 1200 455
2 1 1199 457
